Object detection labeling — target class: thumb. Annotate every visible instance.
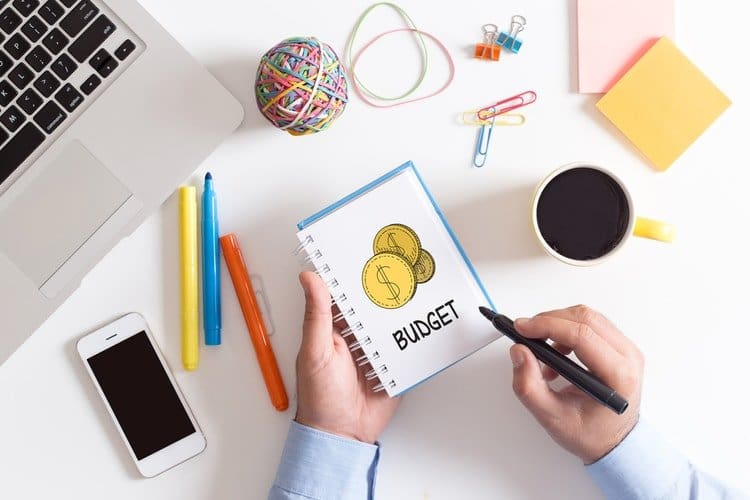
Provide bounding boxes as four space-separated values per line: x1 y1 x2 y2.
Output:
299 271 333 359
510 345 565 424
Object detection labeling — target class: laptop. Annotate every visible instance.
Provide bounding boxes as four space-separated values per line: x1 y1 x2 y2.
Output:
0 0 244 364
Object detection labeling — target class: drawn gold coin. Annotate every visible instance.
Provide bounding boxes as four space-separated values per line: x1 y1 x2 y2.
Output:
413 249 435 284
373 224 421 266
361 252 417 309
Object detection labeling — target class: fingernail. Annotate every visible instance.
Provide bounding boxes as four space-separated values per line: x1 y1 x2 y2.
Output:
515 317 530 326
510 348 525 368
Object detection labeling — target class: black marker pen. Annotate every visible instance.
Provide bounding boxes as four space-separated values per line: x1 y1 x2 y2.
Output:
479 307 629 415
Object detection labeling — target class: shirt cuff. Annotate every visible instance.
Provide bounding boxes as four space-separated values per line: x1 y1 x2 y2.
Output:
585 420 688 500
272 421 380 500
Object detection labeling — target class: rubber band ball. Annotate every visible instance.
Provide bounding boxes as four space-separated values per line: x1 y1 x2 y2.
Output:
255 37 349 136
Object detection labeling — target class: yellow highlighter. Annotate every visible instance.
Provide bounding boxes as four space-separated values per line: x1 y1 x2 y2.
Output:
179 186 199 371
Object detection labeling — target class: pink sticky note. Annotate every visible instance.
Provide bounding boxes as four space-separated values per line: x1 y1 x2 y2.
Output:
577 0 674 94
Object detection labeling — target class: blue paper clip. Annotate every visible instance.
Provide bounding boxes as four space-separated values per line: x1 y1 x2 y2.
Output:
497 15 526 53
473 111 496 168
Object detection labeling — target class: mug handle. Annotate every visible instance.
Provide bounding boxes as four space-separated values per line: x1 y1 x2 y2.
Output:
634 217 675 243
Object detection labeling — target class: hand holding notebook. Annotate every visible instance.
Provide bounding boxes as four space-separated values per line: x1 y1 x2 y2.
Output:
295 271 400 444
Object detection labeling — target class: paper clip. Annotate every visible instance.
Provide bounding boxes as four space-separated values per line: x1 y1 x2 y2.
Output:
477 91 537 121
461 111 525 127
474 24 500 61
497 15 526 53
473 111 496 168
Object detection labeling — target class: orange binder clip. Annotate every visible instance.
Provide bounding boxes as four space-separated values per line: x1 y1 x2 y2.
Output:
474 24 500 61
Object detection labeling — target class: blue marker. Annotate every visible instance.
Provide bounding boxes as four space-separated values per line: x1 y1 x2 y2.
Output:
202 172 221 345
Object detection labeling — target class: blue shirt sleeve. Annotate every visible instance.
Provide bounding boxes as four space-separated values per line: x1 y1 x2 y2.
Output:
269 421 380 500
586 420 748 500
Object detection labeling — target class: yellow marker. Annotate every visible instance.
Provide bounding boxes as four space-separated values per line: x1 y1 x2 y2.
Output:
179 186 199 371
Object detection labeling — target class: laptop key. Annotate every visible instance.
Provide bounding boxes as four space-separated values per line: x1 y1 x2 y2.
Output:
68 14 114 62
0 122 44 184
54 82 81 111
24 44 51 71
17 87 41 114
33 69 58 96
21 15 47 43
114 39 134 60
42 27 68 55
79 72 98 94
50 52 75 79
59 0 74 6
0 104 24 131
38 0 64 25
60 0 98 37
0 8 21 34
0 78 16 104
33 99 65 133
96 55 115 76
89 47 115 77
8 62 32 88
4 33 30 59
12 0 39 17
0 126 7 145
0 49 11 76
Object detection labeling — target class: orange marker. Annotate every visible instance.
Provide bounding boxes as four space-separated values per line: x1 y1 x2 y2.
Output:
220 233 288 411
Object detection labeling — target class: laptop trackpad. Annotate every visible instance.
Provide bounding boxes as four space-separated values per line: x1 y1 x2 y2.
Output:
0 142 140 297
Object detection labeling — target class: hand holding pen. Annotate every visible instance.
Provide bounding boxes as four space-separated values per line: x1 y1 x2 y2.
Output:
501 306 643 464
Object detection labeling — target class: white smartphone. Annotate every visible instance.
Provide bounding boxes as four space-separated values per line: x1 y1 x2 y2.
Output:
77 313 206 477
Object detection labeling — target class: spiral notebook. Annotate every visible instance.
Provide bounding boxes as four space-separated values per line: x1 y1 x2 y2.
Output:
295 161 500 397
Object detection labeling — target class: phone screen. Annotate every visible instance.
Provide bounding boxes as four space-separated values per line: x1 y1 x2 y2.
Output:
87 331 196 460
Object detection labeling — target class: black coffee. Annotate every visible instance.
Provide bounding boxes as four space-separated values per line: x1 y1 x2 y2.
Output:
536 167 630 261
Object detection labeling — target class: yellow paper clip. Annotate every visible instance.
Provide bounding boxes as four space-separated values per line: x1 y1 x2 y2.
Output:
461 111 525 126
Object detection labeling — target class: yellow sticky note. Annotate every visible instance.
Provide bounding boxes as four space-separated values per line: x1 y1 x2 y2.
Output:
596 37 731 171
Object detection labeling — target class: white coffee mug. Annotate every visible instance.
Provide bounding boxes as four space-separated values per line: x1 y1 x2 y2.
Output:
531 163 675 266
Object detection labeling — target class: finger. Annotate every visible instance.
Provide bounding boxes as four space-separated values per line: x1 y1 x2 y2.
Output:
510 345 566 424
537 306 636 356
542 366 558 381
299 271 334 358
514 315 624 386
542 342 572 381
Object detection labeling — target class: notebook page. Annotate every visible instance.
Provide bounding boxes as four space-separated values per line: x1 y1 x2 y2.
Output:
297 166 499 396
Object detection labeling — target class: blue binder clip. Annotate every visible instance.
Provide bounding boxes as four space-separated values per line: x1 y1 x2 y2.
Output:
497 15 526 53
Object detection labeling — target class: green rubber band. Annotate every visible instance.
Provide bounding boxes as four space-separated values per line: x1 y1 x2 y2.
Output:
345 2 430 102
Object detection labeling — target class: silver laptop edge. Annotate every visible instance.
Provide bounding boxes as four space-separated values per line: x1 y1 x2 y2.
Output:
0 0 244 363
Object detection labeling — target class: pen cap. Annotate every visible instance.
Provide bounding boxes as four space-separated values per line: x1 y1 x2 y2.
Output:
179 185 197 205
606 393 629 415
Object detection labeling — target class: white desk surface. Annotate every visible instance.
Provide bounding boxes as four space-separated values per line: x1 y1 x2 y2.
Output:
2 1 748 498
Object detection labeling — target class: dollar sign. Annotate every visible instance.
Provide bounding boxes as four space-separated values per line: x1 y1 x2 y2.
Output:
387 232 405 256
376 265 401 301
414 258 425 275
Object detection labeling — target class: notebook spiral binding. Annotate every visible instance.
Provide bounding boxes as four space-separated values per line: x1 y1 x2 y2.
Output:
295 235 397 394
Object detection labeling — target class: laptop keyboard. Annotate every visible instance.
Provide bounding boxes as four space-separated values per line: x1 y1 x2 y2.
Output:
0 0 140 188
